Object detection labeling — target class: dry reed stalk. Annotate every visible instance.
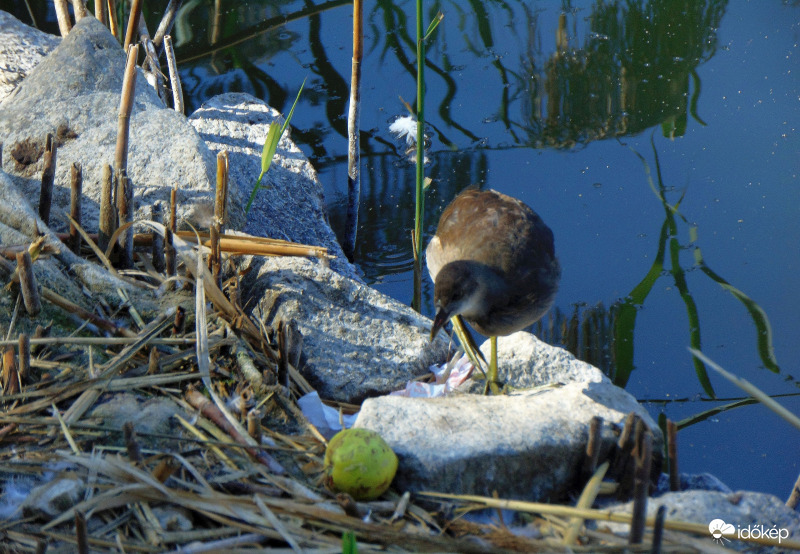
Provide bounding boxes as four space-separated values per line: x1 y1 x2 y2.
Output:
53 0 72 36
787 472 800 510
147 346 160 375
651 504 666 554
164 36 184 114
39 133 56 226
116 170 134 269
246 410 262 443
667 419 680 492
115 44 139 173
165 186 177 289
17 334 30 382
96 0 108 28
582 415 603 481
150 202 165 272
123 422 141 462
74 511 88 554
98 164 115 253
69 162 82 254
185 388 285 474
15 250 41 316
276 320 290 390
610 411 638 488
107 0 118 38
137 16 166 102
628 425 652 544
71 0 88 20
209 151 228 285
343 0 363 262
172 306 185 336
132 231 329 259
563 460 610 546
123 0 143 51
2 347 19 395
40 287 133 337
154 0 182 48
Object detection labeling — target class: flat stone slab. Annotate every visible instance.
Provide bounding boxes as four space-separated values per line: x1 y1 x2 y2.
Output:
356 380 662 502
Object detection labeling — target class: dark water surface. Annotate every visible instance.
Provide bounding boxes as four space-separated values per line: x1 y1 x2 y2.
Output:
11 1 799 498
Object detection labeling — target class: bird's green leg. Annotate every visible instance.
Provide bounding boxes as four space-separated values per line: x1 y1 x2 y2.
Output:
451 315 487 378
487 335 500 395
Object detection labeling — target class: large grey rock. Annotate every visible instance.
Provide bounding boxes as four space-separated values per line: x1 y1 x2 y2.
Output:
0 16 231 235
244 255 447 403
475 331 608 390
602 490 800 553
0 11 60 102
188 93 359 281
355 380 662 502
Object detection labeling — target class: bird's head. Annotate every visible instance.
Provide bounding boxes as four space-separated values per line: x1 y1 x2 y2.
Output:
430 262 484 340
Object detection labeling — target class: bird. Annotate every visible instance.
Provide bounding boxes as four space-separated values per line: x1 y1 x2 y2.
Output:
426 188 561 391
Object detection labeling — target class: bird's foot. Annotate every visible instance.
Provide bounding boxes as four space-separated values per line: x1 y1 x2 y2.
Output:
482 379 506 395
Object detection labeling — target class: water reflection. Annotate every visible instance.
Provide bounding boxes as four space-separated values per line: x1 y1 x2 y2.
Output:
520 1 726 147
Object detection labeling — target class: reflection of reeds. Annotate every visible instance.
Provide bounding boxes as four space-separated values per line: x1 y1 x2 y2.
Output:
520 0 727 148
536 302 617 379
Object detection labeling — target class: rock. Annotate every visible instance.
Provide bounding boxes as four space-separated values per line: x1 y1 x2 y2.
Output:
655 472 733 495
601 490 800 553
475 331 608 390
355 380 662 502
188 93 360 281
0 11 60 103
0 16 231 235
243 255 448 403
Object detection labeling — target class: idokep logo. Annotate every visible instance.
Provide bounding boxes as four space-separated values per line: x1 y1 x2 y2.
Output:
708 518 790 545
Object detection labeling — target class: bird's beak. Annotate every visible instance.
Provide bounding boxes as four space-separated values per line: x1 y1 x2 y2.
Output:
430 308 449 341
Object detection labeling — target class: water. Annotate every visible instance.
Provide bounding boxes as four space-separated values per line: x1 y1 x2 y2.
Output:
12 0 799 499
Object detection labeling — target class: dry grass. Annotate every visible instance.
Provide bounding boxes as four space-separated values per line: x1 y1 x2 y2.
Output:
0 230 787 553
